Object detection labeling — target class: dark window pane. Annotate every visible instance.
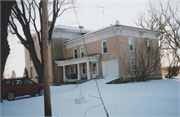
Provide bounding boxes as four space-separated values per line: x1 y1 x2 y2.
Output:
104 47 107 53
129 45 133 51
24 79 34 84
81 53 84 57
103 41 107 47
6 81 11 85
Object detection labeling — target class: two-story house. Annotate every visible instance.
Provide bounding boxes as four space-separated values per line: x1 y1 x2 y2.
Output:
25 23 162 85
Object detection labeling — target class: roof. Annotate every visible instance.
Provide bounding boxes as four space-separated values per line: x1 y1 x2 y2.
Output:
63 24 163 43
53 25 92 34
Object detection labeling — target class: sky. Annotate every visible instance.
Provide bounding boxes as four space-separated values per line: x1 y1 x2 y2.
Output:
4 0 163 77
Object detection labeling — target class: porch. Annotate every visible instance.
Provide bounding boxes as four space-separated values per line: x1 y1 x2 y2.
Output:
55 55 100 83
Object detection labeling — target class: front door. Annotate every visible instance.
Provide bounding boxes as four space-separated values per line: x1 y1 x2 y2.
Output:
91 62 97 78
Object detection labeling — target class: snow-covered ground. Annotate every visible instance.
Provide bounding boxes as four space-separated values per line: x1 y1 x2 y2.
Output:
1 76 180 117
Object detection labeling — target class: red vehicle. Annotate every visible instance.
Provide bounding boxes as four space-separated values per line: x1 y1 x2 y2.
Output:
1 78 44 101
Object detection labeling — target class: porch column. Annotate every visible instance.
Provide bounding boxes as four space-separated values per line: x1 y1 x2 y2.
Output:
87 61 91 80
63 66 66 82
77 63 80 80
96 61 99 77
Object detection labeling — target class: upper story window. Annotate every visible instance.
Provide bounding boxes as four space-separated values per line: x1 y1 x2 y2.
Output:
73 48 77 59
129 38 134 52
102 40 108 54
32 36 38 43
80 47 84 57
147 40 152 52
131 57 136 71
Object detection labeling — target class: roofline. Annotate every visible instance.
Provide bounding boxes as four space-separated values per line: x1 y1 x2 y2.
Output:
63 24 163 44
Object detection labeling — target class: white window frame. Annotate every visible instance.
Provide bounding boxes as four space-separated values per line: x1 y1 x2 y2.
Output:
101 40 108 54
81 63 86 75
147 40 152 52
131 57 136 71
30 65 34 79
70 66 73 73
128 38 134 52
73 48 77 59
80 46 84 58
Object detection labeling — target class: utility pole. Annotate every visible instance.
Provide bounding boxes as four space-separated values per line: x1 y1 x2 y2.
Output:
42 0 52 116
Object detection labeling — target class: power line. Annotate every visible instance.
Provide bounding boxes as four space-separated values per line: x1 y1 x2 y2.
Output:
71 1 109 117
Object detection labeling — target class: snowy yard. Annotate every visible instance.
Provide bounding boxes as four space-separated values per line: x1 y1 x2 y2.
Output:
1 76 180 117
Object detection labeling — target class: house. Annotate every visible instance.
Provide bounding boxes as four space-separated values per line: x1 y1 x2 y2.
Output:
25 23 163 85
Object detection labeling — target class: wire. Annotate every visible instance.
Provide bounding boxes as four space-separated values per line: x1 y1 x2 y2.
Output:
71 0 109 117
83 103 103 117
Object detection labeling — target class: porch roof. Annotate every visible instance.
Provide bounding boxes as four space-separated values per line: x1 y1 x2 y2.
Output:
55 55 100 67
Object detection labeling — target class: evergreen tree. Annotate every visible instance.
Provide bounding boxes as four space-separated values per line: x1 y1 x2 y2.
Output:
23 68 29 78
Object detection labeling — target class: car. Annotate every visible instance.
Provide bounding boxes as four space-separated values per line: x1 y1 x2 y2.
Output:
1 77 44 101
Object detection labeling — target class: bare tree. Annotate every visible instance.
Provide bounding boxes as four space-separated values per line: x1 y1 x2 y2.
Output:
134 0 180 62
163 52 179 78
8 0 74 83
122 39 161 82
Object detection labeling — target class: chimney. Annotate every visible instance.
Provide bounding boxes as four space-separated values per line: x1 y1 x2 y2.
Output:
79 25 84 29
115 20 119 25
11 70 16 78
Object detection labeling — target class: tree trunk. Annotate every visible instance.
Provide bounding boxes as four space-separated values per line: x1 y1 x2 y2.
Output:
1 1 15 79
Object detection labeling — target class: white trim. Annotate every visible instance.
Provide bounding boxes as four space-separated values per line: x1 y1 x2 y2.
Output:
87 61 91 80
101 40 108 54
79 46 84 58
63 66 66 82
55 55 100 67
77 64 80 80
128 38 134 52
64 25 163 49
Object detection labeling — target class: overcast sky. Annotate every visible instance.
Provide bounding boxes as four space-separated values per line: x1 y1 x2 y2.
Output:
5 0 170 77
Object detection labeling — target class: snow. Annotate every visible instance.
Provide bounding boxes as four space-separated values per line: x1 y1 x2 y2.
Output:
1 76 180 117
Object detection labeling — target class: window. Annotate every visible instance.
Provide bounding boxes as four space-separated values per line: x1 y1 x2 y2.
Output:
92 63 97 74
129 39 134 52
33 36 38 43
147 40 152 52
81 63 86 75
5 80 11 85
24 79 34 85
30 55 32 61
102 40 108 54
131 57 136 71
70 66 73 73
14 80 22 85
30 66 33 79
73 48 77 59
80 47 84 57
